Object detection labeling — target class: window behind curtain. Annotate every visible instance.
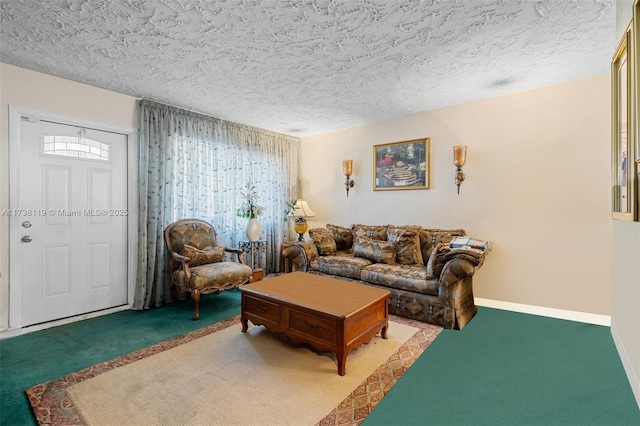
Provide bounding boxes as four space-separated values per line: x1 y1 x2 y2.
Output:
170 134 297 260
135 99 300 310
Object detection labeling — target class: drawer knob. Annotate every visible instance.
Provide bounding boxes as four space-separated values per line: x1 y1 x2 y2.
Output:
256 305 267 313
304 320 319 329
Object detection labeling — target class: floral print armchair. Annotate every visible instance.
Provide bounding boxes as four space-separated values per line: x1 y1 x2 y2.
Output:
164 218 253 320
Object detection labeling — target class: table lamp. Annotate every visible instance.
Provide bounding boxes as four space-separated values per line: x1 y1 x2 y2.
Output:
293 199 316 241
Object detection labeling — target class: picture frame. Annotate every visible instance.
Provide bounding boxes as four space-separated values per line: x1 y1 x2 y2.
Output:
373 138 430 191
612 23 637 221
632 0 640 222
635 0 640 161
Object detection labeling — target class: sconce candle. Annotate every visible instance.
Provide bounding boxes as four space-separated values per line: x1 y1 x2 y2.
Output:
453 145 467 195
343 159 355 197
453 145 467 167
343 159 353 176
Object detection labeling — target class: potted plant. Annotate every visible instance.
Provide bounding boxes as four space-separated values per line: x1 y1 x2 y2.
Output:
237 184 265 242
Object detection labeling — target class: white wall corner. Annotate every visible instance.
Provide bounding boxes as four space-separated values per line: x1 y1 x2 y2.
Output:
611 319 640 410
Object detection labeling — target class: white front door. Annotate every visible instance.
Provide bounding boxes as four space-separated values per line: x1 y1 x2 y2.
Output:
14 117 128 327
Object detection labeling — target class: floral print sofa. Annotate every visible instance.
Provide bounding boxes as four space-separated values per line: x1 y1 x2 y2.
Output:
289 224 489 330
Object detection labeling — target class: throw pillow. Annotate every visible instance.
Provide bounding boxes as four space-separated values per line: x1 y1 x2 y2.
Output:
386 226 423 265
420 229 467 263
426 242 451 279
353 236 396 265
181 244 225 266
395 225 430 262
449 236 491 251
309 227 337 255
352 224 387 241
326 223 353 250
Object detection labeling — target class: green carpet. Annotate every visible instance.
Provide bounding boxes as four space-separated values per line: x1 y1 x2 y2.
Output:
1 298 639 425
364 307 640 426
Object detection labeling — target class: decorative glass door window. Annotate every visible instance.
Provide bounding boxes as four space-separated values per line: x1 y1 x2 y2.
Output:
43 135 110 161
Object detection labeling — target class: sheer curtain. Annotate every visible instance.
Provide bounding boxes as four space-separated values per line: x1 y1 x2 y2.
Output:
134 100 301 310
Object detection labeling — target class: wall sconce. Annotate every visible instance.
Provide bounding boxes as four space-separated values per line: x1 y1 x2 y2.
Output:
453 145 467 195
343 159 355 197
293 199 316 241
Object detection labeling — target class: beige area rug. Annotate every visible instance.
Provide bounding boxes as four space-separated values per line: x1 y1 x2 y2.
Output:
27 315 442 426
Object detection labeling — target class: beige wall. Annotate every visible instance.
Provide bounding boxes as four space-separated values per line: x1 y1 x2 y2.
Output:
0 63 139 330
0 65 616 323
301 74 612 316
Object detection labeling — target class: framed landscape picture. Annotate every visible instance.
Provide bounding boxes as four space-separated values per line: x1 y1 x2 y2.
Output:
373 138 430 191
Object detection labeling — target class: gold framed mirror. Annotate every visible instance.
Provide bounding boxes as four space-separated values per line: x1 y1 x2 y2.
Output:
612 23 637 221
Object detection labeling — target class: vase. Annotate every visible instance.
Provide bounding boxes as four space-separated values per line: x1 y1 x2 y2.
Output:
246 218 262 242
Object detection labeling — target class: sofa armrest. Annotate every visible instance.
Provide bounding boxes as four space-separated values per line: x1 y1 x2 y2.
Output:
438 256 478 329
281 241 319 273
443 248 486 269
171 251 189 263
440 256 476 285
282 245 307 272
168 251 193 279
224 246 247 265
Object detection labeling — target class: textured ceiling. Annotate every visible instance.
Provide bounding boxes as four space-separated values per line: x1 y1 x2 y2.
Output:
0 0 615 137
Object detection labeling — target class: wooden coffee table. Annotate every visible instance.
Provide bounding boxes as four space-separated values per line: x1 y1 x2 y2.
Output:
240 272 390 375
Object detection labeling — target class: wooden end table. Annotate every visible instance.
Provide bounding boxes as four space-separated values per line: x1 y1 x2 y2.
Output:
240 272 390 376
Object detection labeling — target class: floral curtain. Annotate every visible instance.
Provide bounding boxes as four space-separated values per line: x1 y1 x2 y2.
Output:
134 100 301 310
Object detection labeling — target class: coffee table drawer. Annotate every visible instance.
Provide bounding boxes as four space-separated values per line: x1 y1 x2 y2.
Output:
244 295 280 325
288 309 336 344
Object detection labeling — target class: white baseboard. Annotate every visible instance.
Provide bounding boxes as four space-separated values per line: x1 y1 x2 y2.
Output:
611 320 640 410
0 305 131 340
475 298 611 326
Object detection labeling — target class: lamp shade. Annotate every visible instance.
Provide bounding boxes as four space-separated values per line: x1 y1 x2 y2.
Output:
293 199 316 217
453 145 467 167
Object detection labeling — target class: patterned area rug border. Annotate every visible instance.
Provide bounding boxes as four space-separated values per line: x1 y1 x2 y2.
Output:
26 315 442 426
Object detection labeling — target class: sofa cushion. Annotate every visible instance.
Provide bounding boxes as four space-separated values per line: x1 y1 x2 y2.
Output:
352 224 387 241
419 229 467 263
353 236 396 264
426 242 451 279
386 227 423 265
173 262 252 291
310 254 373 280
181 244 225 266
309 227 337 255
361 263 439 295
327 223 353 250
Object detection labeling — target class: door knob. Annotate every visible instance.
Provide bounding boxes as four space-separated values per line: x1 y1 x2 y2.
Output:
22 221 32 228
21 235 32 243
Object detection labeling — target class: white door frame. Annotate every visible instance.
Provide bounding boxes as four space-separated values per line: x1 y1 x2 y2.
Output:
8 105 138 329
